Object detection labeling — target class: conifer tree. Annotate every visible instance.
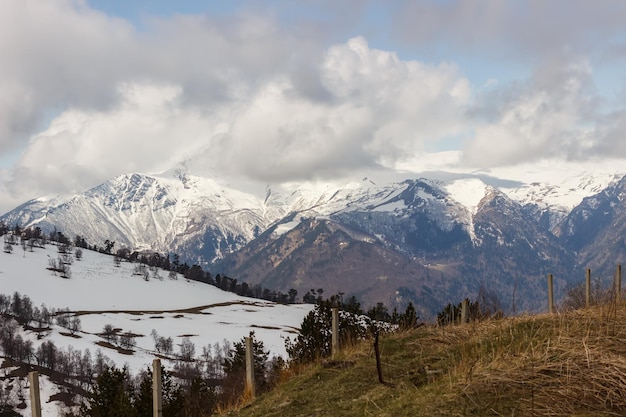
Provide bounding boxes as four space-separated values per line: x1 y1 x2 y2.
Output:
81 367 137 417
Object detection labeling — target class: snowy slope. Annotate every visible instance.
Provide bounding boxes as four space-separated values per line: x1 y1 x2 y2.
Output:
0 242 313 415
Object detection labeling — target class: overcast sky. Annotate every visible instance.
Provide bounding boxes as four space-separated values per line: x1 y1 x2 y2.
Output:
2 0 626 214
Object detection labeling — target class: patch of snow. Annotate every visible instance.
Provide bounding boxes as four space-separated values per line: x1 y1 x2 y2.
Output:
444 178 489 214
273 220 301 236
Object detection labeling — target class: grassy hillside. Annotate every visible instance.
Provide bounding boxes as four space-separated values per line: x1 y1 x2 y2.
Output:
226 303 626 417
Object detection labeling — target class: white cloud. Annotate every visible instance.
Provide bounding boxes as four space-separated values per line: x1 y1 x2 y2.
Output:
210 37 471 181
2 27 472 210
4 0 626 214
462 57 598 166
7 83 219 196
0 0 137 150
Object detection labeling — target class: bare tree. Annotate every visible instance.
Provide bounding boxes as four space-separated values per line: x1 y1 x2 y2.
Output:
68 316 82 335
179 337 196 361
151 329 174 354
0 294 10 314
101 324 118 345
56 308 71 328
152 266 162 281
58 243 71 254
119 333 137 349
59 262 71 279
47 258 58 273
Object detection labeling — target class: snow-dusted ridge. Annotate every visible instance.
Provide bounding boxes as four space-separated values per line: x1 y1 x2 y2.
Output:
2 152 626 265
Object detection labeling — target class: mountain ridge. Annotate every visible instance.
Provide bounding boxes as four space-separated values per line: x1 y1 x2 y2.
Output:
2 160 626 316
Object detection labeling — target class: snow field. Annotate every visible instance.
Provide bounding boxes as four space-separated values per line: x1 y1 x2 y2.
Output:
0 243 314 375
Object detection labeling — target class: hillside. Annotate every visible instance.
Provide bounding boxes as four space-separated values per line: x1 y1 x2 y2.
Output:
229 303 626 417
0 241 313 415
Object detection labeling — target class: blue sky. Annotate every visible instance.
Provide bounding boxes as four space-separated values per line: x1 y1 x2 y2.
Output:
88 0 246 26
2 0 626 213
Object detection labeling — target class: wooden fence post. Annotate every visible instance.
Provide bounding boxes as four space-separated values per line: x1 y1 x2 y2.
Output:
245 336 256 398
28 371 42 417
616 264 622 303
585 268 591 308
153 359 162 417
547 274 554 314
374 331 384 384
331 308 339 358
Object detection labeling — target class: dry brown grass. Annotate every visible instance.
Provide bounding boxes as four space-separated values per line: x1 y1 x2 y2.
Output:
449 302 626 416
227 301 626 417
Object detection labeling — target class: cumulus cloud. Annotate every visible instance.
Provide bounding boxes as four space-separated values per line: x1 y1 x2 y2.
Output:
0 0 137 148
6 34 471 201
0 0 303 149
462 57 598 166
4 0 626 214
213 37 471 181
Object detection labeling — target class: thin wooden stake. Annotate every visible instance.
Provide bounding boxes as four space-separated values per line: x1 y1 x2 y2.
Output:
331 308 339 358
153 359 163 417
374 331 384 384
585 268 591 308
245 336 256 398
616 264 622 303
547 274 554 314
28 371 42 417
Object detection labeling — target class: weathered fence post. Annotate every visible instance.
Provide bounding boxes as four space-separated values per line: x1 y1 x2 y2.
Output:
153 359 163 417
331 307 339 358
28 371 42 417
547 274 554 314
585 268 591 308
616 264 622 303
374 331 384 384
245 336 255 398
461 299 468 324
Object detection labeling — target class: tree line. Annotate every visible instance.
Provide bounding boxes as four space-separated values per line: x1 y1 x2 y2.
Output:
286 293 421 363
1 222 302 305
0 292 113 392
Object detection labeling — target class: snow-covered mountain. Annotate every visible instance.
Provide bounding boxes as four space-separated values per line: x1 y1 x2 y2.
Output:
2 172 274 263
3 157 620 262
2 153 626 316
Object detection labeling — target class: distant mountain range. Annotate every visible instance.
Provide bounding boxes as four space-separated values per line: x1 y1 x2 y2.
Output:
4 155 626 318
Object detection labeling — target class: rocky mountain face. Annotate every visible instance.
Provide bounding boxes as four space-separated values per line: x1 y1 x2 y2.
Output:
2 169 625 318
218 185 574 316
554 176 626 275
1 172 274 263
